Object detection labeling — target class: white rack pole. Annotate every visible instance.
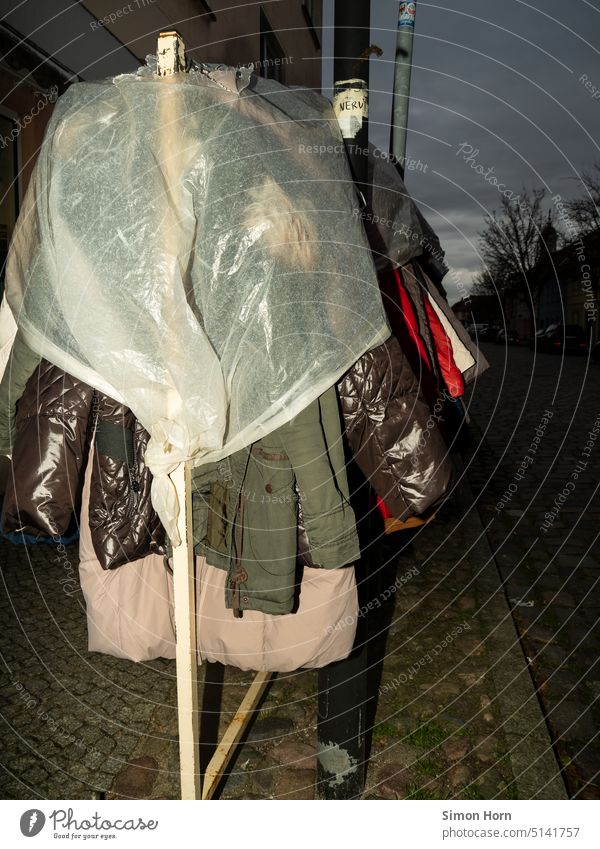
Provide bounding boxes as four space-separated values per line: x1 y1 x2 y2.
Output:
157 30 200 800
156 31 273 801
170 461 200 799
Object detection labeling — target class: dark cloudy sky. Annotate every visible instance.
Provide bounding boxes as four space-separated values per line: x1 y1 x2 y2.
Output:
323 0 600 303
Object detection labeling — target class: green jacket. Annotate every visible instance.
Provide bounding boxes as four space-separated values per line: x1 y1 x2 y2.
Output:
192 386 360 616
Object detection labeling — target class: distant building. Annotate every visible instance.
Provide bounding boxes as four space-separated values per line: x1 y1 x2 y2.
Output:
533 228 599 341
502 286 533 341
452 294 502 327
460 223 599 342
0 1 323 294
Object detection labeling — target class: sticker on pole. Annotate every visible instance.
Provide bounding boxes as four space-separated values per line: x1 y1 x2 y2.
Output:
333 79 368 139
398 1 416 28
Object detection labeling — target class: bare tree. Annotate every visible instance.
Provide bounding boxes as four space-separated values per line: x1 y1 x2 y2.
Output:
471 267 496 297
475 188 551 317
564 163 600 235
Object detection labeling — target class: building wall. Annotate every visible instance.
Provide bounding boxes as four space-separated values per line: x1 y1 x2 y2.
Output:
0 66 59 294
504 290 531 341
566 278 593 330
81 0 322 90
451 295 501 327
0 72 56 195
536 241 598 342
537 273 564 328
2 2 323 179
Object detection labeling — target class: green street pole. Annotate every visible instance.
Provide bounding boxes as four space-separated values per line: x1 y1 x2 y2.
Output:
391 1 417 173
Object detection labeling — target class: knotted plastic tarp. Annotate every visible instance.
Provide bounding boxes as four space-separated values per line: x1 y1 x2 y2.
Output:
5 60 389 542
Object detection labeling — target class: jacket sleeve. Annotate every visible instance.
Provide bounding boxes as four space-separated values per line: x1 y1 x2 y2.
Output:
423 295 465 398
2 361 94 539
277 388 360 569
0 331 42 456
413 260 489 385
338 336 454 519
88 396 166 569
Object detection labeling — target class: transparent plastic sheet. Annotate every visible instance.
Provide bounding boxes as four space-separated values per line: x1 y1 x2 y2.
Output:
5 60 389 542
0 294 17 382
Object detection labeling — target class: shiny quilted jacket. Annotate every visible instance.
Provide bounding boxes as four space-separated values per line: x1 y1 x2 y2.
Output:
2 360 93 540
338 335 453 519
87 395 165 568
1 349 165 568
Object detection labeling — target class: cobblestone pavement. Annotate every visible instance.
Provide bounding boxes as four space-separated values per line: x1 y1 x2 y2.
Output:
0 539 176 799
117 476 563 802
463 342 600 799
0 433 565 799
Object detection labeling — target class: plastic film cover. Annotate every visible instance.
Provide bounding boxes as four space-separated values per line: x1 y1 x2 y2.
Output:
5 60 389 541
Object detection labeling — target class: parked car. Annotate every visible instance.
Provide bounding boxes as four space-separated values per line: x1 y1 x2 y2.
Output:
466 323 489 339
535 324 554 352
529 327 547 350
495 328 520 345
477 325 500 341
538 324 588 355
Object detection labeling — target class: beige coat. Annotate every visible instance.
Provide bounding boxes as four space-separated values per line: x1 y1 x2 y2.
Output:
79 440 358 671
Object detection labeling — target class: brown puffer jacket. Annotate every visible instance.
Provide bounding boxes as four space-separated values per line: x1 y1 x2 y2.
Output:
2 360 93 540
1 348 165 567
339 335 452 519
88 395 165 567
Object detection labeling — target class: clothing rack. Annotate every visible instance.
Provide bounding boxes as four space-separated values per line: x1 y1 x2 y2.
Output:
158 31 272 801
158 31 372 800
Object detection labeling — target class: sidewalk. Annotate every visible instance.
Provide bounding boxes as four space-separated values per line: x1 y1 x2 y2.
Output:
0 446 565 800
462 342 600 798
